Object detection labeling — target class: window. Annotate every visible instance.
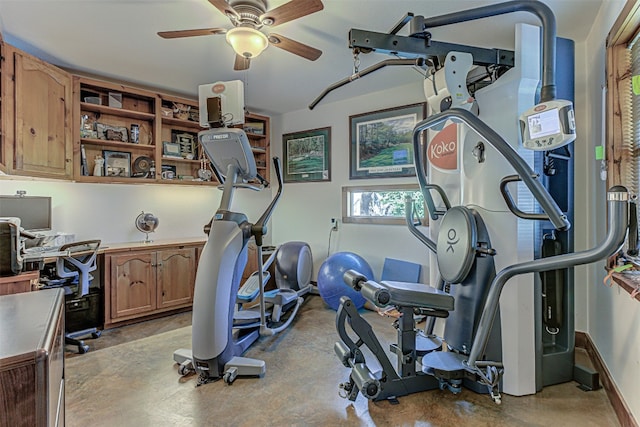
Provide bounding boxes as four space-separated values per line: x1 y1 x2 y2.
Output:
606 0 640 301
607 0 640 195
342 184 427 225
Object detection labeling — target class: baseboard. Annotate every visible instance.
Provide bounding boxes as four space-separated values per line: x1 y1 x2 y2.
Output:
575 331 638 427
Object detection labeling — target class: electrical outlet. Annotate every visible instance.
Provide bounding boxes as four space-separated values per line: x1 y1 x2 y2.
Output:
331 217 338 231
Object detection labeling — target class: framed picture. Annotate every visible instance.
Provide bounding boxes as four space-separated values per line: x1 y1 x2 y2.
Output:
174 132 196 159
349 103 426 179
103 150 131 177
282 127 331 183
163 141 182 158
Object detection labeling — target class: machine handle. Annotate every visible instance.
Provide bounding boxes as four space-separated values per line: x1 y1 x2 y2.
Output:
404 198 437 253
309 58 424 110
499 174 554 221
628 199 638 256
413 108 570 231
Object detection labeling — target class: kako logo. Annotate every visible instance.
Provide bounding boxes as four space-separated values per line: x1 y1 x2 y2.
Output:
212 83 226 94
427 123 458 170
446 228 459 253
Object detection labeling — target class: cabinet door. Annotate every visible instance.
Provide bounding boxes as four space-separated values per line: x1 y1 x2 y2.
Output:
157 247 196 309
13 49 72 178
110 252 156 319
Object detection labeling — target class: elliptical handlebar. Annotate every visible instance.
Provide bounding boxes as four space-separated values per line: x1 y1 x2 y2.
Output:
252 157 283 246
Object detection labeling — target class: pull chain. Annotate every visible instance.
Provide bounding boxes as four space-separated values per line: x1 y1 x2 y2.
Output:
352 49 361 74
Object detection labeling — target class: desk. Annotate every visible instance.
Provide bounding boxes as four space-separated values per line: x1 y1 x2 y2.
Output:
0 288 65 427
0 270 39 295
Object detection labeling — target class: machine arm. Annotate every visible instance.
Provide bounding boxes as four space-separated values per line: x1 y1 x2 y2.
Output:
419 0 558 102
348 28 514 69
467 186 629 368
308 58 423 110
412 108 571 231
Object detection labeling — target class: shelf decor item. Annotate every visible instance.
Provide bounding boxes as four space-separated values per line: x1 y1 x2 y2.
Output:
349 103 425 179
103 150 131 177
163 141 182 158
132 156 153 178
135 211 159 243
282 127 331 183
96 123 129 142
175 133 196 159
108 92 123 108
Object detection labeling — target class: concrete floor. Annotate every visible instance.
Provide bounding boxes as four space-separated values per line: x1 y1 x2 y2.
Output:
64 295 620 426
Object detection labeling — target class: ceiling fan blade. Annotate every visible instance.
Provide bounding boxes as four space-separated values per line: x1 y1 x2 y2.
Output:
268 33 321 61
207 0 239 20
158 28 226 39
234 55 251 71
260 0 323 27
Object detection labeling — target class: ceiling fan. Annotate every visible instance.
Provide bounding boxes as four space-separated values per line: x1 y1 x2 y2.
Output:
158 0 323 70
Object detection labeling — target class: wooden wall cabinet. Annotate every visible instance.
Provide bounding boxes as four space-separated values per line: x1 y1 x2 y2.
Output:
74 77 157 184
0 41 6 173
104 245 197 327
2 44 73 179
240 112 271 183
0 43 271 185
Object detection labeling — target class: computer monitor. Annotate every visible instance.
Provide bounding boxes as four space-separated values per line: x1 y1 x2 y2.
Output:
0 195 52 231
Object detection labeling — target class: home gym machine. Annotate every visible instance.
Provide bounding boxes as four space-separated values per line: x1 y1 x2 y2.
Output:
173 125 310 385
310 1 631 403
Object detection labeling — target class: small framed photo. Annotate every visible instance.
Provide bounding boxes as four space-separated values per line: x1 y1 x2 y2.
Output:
282 127 331 183
174 133 196 159
163 141 182 158
103 150 131 177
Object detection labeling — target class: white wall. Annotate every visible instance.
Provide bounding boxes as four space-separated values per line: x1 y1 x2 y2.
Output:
578 1 640 422
0 175 271 245
271 80 432 281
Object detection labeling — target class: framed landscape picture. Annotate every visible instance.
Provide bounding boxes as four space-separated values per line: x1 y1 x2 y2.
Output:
349 103 425 179
282 127 331 183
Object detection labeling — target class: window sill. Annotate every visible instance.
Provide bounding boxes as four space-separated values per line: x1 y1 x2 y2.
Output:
611 273 640 301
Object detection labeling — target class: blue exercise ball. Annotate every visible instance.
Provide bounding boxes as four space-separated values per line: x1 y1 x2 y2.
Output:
317 252 373 311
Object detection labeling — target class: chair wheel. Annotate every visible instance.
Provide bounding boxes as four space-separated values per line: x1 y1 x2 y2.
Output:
91 331 102 339
78 345 90 354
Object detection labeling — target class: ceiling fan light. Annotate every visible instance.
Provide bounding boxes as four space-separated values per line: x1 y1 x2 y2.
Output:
226 27 268 59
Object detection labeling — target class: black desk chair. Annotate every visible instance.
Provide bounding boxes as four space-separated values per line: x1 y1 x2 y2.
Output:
55 239 102 354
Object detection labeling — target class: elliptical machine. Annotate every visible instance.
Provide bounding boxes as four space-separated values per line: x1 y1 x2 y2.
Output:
173 127 309 385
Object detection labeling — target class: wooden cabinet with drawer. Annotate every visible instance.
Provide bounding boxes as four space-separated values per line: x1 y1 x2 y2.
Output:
103 244 198 327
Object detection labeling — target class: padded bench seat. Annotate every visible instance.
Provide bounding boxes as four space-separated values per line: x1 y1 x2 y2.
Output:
380 280 455 312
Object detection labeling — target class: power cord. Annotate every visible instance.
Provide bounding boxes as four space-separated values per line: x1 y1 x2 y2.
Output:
327 228 336 257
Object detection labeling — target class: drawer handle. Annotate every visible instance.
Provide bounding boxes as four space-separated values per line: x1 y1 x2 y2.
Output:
130 280 144 287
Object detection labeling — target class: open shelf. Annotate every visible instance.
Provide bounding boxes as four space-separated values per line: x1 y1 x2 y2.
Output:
81 102 155 121
80 138 155 151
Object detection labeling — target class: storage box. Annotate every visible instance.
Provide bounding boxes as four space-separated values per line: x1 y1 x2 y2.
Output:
108 92 123 108
84 96 101 105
